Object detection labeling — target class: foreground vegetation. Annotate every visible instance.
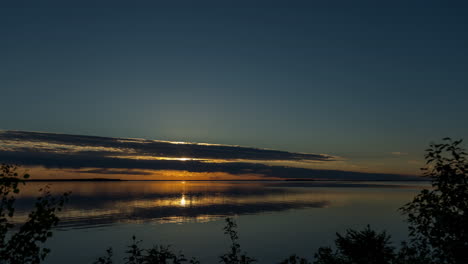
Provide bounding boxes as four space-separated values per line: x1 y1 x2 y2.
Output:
0 138 467 263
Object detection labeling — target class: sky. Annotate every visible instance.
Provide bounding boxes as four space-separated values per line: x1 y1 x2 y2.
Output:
1 1 467 177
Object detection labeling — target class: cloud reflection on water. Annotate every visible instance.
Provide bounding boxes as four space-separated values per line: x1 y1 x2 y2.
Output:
12 181 427 229
14 181 331 229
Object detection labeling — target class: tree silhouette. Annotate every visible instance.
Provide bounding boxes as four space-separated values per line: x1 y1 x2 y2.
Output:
0 164 69 264
400 138 468 263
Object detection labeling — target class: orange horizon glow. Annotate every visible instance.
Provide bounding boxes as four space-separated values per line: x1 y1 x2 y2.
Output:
22 166 277 181
17 165 421 182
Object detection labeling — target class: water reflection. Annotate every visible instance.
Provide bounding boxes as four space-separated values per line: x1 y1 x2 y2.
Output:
180 194 187 207
14 181 427 229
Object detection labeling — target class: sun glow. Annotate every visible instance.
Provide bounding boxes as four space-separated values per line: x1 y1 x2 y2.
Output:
109 155 204 162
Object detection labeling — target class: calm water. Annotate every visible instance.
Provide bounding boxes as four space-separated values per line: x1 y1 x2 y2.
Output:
15 181 428 264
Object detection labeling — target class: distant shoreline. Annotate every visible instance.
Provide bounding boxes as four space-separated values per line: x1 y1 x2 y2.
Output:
25 178 429 182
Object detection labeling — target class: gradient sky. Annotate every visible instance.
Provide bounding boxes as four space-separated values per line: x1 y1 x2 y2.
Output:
1 1 467 175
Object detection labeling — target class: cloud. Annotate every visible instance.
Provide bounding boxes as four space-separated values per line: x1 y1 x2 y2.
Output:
0 130 420 180
0 130 334 161
66 168 155 176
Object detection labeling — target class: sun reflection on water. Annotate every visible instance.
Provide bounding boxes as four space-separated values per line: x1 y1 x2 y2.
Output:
180 194 187 207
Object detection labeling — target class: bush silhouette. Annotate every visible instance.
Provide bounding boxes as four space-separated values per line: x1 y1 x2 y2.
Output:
219 218 256 264
93 236 199 264
279 254 310 264
312 225 395 264
0 164 69 264
93 218 256 264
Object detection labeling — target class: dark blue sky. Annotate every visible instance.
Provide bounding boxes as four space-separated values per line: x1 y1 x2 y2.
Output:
1 1 467 174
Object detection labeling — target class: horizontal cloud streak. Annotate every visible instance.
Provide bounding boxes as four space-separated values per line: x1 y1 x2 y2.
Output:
0 130 421 180
0 130 333 161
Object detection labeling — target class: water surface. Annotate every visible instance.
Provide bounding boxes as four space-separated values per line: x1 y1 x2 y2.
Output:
15 181 427 263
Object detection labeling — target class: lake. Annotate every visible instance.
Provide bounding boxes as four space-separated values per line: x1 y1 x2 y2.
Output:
14 181 428 263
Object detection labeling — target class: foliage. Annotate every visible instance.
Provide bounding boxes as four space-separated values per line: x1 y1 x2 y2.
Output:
94 217 257 264
311 228 435 264
93 248 114 264
393 241 434 264
279 254 310 264
0 164 69 264
400 138 468 263
93 235 200 264
313 225 395 264
219 218 256 264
